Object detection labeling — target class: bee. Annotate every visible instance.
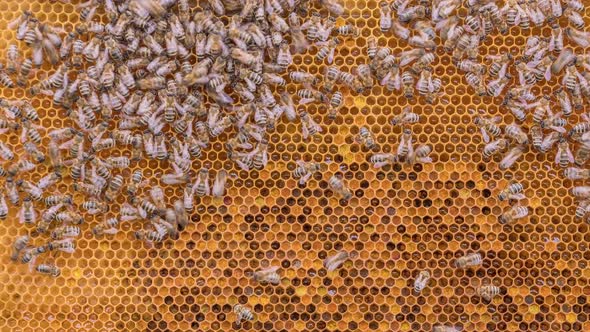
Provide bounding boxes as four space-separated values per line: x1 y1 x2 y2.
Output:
134 229 166 244
370 153 401 168
82 200 108 214
193 168 210 197
146 187 166 214
106 156 130 169
0 64 15 88
324 250 349 272
486 75 511 97
499 205 529 224
401 71 415 99
0 141 14 161
36 264 61 277
397 128 414 158
327 91 343 120
252 266 281 285
316 38 340 64
472 113 501 143
477 285 502 302
367 36 377 59
6 44 20 74
566 27 590 48
540 131 560 153
433 325 461 332
457 59 486 75
504 124 529 145
336 24 359 37
293 161 322 185
355 126 378 150
21 245 46 266
564 167 590 180
212 170 228 198
454 253 482 269
300 111 323 140
379 1 392 32
356 64 374 89
391 106 420 126
137 76 166 90
498 182 525 202
328 175 352 201
105 175 124 202
44 194 72 207
51 225 80 240
10 235 29 261
414 270 430 293
20 180 43 202
230 48 259 66
499 145 525 170
406 144 433 165
16 58 33 87
290 71 318 84
483 138 509 158
36 172 61 192
233 304 254 325
573 186 590 198
575 197 590 219
556 138 574 168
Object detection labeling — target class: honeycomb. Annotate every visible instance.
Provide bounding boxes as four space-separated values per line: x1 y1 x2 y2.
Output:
0 0 589 331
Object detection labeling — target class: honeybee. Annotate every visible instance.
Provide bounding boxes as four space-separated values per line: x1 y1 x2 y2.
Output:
454 253 482 269
355 126 378 150
10 235 29 261
555 138 574 168
0 141 15 161
564 167 590 180
472 113 502 144
406 144 433 165
324 250 349 272
414 270 430 293
233 304 254 325
18 197 36 225
316 38 340 64
575 199 590 219
397 129 413 158
193 168 210 197
432 325 461 332
328 175 352 201
21 245 46 267
499 145 525 170
328 91 343 120
36 264 61 277
540 131 560 153
212 170 228 198
477 285 502 302
498 182 525 201
51 225 81 240
293 161 322 185
483 138 508 158
391 106 420 126
379 1 392 32
572 186 590 198
566 27 590 48
369 153 401 168
252 266 281 285
300 111 323 140
82 200 108 214
499 205 529 224
504 123 528 145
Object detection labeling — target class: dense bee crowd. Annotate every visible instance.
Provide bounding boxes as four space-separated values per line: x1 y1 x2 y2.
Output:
0 0 588 331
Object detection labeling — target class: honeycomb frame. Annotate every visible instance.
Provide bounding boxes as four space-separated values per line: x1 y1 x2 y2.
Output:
0 0 588 331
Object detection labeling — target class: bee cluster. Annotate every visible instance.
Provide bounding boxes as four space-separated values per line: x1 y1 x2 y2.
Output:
377 0 445 103
0 0 373 277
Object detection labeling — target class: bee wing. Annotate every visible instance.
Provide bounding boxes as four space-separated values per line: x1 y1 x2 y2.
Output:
327 47 336 64
550 126 567 133
480 128 490 143
544 65 552 81
103 228 119 235
299 172 313 185
498 63 508 79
